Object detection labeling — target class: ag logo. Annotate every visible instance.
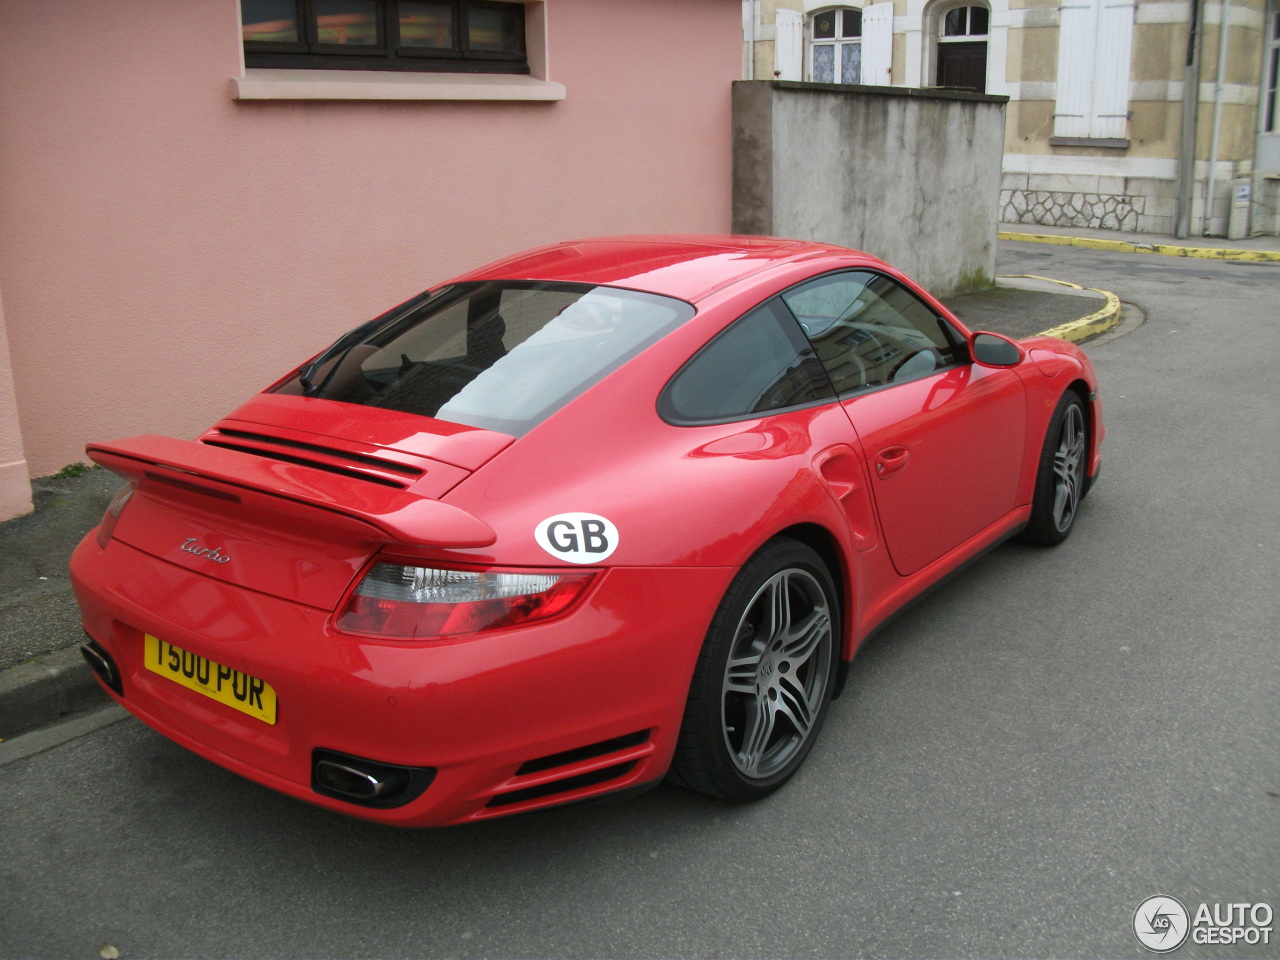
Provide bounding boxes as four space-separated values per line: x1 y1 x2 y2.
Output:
534 513 618 564
1134 896 1190 953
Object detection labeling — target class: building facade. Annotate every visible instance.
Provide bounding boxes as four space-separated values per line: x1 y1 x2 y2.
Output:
743 0 1280 237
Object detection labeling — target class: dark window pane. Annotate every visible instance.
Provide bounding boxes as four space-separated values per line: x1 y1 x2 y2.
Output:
316 0 378 45
783 272 958 393
842 9 863 37
662 301 834 423
400 2 454 48
468 3 522 53
943 8 966 35
970 6 989 35
813 12 836 39
242 0 299 42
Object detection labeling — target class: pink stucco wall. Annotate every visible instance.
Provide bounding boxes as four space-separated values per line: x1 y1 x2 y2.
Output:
0 0 740 478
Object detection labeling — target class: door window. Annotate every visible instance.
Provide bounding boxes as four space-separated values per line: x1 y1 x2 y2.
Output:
780 271 961 395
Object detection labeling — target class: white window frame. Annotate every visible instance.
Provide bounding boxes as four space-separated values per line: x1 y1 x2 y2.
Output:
808 6 865 84
937 4 989 43
934 3 989 90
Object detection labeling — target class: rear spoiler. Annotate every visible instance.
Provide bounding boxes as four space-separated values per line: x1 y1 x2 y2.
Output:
86 435 496 549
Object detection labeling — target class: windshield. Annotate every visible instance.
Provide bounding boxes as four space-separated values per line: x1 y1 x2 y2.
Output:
276 281 695 437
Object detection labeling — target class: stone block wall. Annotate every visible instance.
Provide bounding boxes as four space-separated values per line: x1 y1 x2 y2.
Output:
1001 188 1144 231
1000 172 1269 236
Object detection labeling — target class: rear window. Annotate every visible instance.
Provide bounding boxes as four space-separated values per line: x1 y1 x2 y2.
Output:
277 281 695 437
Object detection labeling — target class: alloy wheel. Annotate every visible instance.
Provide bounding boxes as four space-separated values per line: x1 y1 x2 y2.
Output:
1053 402 1086 533
720 568 833 780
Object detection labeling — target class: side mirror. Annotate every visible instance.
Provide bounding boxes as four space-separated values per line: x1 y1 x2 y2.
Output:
971 332 1021 366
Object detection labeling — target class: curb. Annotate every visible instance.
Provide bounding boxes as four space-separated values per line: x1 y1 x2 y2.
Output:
999 230 1280 263
0 645 107 742
1009 274 1125 343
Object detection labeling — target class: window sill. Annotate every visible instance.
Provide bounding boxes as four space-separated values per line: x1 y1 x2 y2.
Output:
230 68 565 102
1049 137 1130 149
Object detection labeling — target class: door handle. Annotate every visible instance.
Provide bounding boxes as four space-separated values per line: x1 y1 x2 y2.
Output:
874 445 910 480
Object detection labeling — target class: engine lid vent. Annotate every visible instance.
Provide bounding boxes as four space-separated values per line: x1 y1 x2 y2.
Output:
201 427 429 490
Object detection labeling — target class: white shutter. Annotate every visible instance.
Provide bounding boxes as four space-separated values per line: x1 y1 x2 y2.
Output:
861 2 894 85
1055 0 1134 138
775 9 803 81
1092 0 1135 138
1054 2 1097 137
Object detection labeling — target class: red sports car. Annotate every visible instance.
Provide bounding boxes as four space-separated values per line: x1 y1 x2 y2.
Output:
71 236 1102 825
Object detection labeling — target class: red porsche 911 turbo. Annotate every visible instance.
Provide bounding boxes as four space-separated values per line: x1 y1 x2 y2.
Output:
71 236 1102 826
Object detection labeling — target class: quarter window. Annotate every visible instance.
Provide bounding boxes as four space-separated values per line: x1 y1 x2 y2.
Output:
811 8 863 84
780 272 961 394
241 0 527 73
660 300 835 424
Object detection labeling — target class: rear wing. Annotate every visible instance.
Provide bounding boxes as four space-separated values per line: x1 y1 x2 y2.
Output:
87 435 496 549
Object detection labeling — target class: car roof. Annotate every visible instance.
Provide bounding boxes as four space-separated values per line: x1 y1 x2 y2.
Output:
447 235 883 303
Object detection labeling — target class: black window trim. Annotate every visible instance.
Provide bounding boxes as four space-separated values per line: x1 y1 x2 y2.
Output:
243 0 530 75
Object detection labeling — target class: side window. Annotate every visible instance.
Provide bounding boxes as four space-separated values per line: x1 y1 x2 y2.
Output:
780 271 960 394
660 300 835 424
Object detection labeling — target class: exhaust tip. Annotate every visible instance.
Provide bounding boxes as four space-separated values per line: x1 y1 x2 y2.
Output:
312 749 435 809
80 638 122 695
315 759 388 800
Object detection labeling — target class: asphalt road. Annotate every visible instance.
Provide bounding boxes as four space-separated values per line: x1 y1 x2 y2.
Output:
2 243 1277 959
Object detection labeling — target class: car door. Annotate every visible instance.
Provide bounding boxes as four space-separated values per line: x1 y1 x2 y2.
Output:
780 270 1026 577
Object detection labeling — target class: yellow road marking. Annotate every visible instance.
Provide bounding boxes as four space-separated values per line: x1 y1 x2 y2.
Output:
999 231 1280 263
997 275 1124 344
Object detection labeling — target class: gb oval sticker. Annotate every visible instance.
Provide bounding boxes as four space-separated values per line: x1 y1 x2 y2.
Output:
535 513 619 564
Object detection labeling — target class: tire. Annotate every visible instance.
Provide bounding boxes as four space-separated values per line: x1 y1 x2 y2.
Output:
670 538 839 801
1020 390 1087 546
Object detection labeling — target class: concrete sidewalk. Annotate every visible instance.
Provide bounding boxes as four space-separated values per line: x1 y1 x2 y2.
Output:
0 273 1124 743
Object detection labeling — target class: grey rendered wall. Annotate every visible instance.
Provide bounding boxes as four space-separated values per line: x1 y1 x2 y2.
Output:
733 81 1008 298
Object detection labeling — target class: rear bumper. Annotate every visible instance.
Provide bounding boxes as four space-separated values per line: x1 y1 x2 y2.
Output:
70 534 730 826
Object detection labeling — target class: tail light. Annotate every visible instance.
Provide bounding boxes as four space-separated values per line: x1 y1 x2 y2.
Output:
336 562 595 640
96 483 136 548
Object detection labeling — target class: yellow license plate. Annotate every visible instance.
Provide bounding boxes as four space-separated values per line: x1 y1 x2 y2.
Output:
144 634 277 725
